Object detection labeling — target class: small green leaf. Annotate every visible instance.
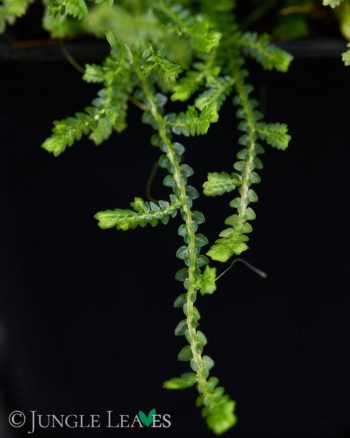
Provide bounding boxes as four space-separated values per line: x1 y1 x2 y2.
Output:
202 355 215 371
178 345 193 362
197 330 208 346
205 400 237 435
203 172 239 197
257 122 291 150
200 266 217 295
176 245 189 260
175 320 188 336
163 372 197 390
174 294 186 308
175 268 188 282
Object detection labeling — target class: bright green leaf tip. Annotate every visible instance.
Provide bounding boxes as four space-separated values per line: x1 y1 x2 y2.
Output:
201 266 217 295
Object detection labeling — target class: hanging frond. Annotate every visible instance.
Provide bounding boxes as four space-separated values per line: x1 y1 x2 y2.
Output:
206 60 290 263
238 32 293 72
3 0 298 435
42 47 132 156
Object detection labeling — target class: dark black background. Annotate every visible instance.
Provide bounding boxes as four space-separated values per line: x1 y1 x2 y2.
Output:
0 43 349 438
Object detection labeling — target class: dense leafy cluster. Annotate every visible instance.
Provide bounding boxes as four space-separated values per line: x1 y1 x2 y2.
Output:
10 0 348 435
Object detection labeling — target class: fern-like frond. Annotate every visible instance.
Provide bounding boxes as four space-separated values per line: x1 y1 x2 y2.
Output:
206 63 262 263
41 112 91 157
42 47 132 156
195 76 234 113
203 172 240 197
133 66 237 436
141 47 183 86
2 0 297 434
171 57 221 102
95 196 180 230
257 122 291 150
166 105 218 137
238 32 293 72
207 60 290 263
154 1 221 53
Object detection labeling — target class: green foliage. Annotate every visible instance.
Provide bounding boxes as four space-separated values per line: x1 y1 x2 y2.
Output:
166 105 218 136
206 60 290 263
153 1 221 53
0 0 32 33
141 47 183 86
323 0 343 7
200 266 217 295
343 44 350 65
3 0 300 435
273 11 309 41
257 122 291 150
163 372 197 389
95 197 180 230
199 0 237 33
50 0 87 19
171 58 221 102
195 76 235 112
238 32 293 72
46 0 113 20
203 172 240 197
42 46 132 155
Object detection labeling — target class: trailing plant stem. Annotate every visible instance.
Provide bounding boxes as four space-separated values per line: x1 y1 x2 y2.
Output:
136 67 211 393
231 62 257 230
